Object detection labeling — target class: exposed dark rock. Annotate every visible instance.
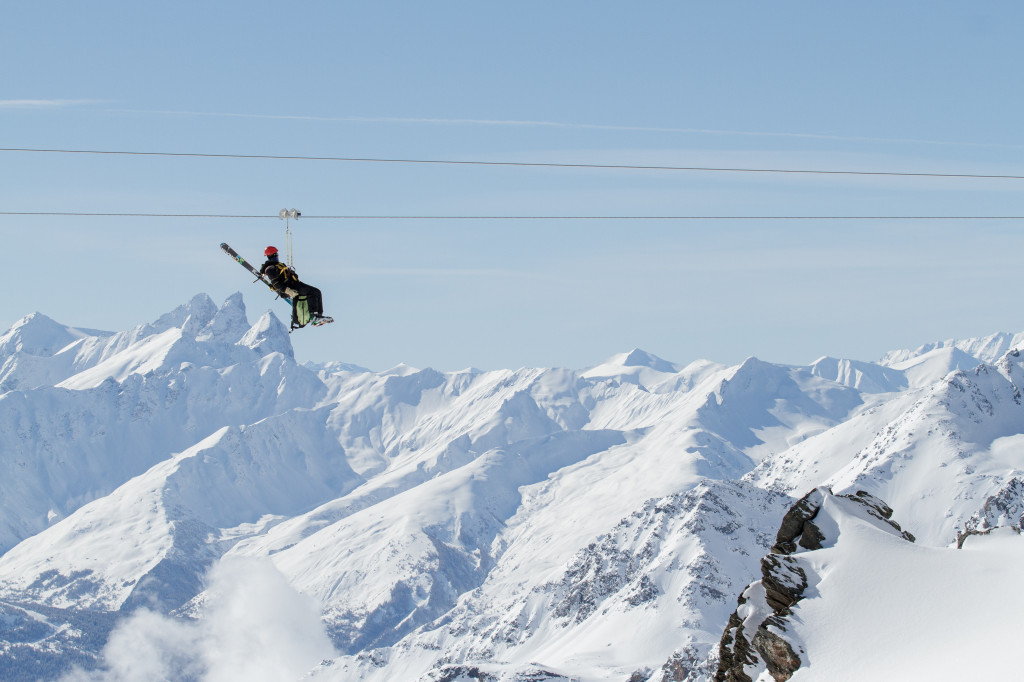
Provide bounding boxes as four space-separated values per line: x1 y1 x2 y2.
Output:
796 520 825 551
841 490 916 542
657 644 720 682
429 664 497 681
627 575 660 607
659 647 703 682
760 555 807 614
510 669 574 681
956 525 1022 549
714 606 758 682
751 626 802 681
957 477 1024 547
849 490 894 518
715 578 805 682
771 488 826 554
428 663 575 681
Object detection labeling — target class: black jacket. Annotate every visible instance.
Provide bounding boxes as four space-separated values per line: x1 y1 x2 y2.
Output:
260 256 298 293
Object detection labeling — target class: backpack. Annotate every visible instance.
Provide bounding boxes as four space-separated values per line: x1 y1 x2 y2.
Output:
292 296 311 329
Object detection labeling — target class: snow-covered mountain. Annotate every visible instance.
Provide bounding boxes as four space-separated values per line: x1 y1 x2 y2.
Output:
0 294 1022 681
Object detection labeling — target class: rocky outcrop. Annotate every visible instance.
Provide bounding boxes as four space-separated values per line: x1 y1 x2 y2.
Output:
750 627 801 682
842 490 915 543
771 488 827 554
713 555 807 682
426 665 496 681
656 648 707 682
714 488 915 682
423 664 575 681
956 476 1024 548
771 488 913 555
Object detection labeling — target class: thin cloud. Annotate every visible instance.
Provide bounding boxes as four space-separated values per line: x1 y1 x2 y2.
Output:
104 107 1024 149
0 99 105 109
347 266 535 277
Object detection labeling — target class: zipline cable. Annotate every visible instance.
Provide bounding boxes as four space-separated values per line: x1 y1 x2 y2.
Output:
2 146 1024 181
303 215 1024 221
3 211 1024 221
0 212 273 218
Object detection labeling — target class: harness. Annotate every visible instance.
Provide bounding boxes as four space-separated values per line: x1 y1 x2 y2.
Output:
267 262 298 290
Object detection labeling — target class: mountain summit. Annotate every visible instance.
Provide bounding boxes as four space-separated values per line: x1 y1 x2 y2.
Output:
0 294 1022 682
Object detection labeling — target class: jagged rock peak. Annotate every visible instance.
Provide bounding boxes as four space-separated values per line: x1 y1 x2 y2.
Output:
237 310 293 358
156 292 218 333
194 292 250 342
150 293 266 349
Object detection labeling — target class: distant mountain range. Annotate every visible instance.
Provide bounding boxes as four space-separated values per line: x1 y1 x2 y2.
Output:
1 293 1021 681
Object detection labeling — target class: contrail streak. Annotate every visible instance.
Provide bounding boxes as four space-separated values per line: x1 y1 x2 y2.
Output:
101 108 1024 150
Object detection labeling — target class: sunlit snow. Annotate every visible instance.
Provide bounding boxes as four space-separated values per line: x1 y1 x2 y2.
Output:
0 293 1022 681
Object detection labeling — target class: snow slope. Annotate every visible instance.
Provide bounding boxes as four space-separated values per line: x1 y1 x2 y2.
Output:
790 521 1024 681
0 295 1022 681
716 488 1024 682
0 294 320 556
750 349 1024 547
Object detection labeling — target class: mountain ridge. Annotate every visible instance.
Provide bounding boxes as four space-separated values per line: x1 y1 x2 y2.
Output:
1 293 1022 681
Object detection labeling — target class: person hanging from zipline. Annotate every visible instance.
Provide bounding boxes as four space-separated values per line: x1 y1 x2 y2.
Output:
259 246 329 329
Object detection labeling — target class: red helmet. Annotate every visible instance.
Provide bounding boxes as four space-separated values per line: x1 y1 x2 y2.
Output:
264 246 279 257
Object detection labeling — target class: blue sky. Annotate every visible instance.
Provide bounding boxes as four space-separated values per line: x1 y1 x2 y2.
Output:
4 2 1024 371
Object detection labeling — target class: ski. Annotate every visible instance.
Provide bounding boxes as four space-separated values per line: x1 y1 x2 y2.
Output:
220 242 293 303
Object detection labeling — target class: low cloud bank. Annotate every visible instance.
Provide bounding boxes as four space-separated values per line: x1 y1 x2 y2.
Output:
63 557 335 682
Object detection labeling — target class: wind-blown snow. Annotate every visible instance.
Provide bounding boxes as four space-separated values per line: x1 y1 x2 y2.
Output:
1 294 1022 681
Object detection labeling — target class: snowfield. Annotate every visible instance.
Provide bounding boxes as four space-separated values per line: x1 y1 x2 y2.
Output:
0 292 1021 681
790 519 1024 681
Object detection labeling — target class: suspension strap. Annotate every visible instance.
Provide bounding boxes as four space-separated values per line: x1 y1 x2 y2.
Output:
286 222 293 268
279 208 301 268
